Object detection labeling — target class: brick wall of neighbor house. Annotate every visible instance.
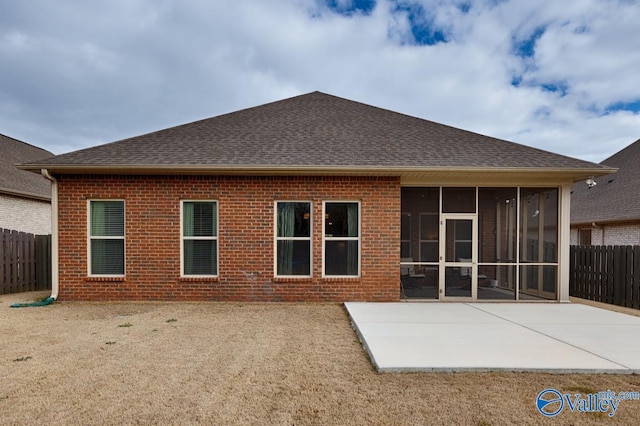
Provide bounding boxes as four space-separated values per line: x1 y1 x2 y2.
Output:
571 223 640 246
592 228 604 245
570 228 578 245
593 227 603 245
0 193 51 235
570 227 597 245
56 175 401 302
601 222 640 245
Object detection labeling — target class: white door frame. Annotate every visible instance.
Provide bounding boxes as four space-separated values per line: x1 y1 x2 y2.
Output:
439 214 478 300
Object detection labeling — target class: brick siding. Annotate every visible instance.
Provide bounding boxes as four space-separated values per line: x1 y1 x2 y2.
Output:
602 222 640 245
0 193 51 235
570 228 578 245
571 222 640 246
56 175 400 302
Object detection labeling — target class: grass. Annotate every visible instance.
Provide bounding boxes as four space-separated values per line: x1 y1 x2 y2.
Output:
2 295 640 424
565 385 598 395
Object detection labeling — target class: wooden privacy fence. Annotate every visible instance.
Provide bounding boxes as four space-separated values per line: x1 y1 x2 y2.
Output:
0 228 52 295
570 245 640 309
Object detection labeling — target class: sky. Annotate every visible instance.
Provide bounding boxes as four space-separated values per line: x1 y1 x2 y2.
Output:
1 0 639 163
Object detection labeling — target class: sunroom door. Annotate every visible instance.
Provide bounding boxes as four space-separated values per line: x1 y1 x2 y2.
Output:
440 215 477 300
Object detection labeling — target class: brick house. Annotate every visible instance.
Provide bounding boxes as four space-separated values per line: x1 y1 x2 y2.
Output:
1 133 52 235
571 138 638 246
20 92 613 302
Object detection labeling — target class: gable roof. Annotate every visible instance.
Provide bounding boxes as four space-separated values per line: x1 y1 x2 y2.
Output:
0 133 52 201
20 91 612 184
571 138 640 225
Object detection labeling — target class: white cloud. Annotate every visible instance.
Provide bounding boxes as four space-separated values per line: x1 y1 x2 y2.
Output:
0 0 638 162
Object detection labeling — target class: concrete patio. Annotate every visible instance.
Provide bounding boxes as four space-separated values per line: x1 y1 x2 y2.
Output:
345 302 640 373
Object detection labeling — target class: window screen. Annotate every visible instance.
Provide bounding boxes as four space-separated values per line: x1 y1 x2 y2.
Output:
183 201 218 276
89 200 125 275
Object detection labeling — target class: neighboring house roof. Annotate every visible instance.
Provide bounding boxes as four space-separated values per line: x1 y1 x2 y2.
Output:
19 92 612 183
571 138 640 225
0 133 53 201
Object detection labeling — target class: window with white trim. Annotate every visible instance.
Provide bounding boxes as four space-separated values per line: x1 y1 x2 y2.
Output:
275 201 311 276
89 200 125 276
182 201 218 276
324 202 360 277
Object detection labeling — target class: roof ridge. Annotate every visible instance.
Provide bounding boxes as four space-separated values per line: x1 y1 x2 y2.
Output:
0 132 54 156
18 92 610 178
600 137 640 165
57 91 327 156
299 93 607 170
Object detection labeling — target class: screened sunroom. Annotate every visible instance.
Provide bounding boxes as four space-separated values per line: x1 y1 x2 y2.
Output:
400 187 562 301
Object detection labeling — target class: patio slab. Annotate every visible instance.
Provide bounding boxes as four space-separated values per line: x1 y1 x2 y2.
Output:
344 302 640 373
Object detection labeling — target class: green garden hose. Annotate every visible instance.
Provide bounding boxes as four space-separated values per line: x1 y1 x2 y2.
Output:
10 296 55 308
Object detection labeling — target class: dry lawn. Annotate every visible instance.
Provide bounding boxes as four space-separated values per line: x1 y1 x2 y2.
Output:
2 291 640 425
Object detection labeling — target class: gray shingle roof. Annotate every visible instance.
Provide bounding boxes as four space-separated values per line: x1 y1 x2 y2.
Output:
571 138 640 224
1 133 52 200
21 91 610 177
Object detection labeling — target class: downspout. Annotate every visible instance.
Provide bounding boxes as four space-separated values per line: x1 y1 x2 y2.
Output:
41 169 59 300
10 169 58 307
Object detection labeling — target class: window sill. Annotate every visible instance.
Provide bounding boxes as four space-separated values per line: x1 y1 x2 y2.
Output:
85 276 126 282
322 276 361 282
179 276 220 282
272 277 313 283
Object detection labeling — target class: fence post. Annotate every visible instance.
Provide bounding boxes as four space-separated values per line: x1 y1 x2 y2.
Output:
10 230 18 293
579 245 586 299
613 246 623 307
573 246 582 298
27 232 36 291
593 246 603 300
588 245 595 300
606 246 614 305
0 229 6 294
569 246 576 297
629 246 640 309
36 234 52 290
624 246 633 308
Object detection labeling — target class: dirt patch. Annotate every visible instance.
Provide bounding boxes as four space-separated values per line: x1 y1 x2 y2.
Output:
2 292 640 425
